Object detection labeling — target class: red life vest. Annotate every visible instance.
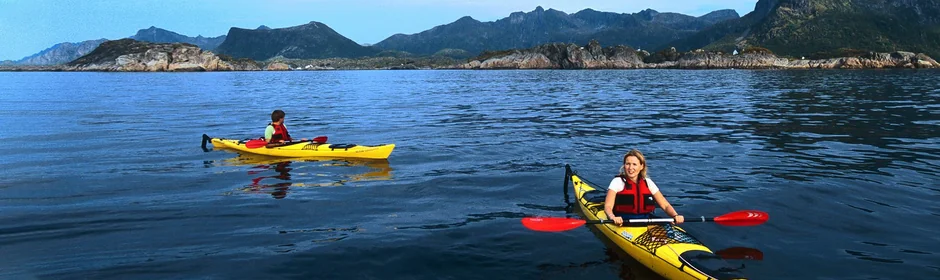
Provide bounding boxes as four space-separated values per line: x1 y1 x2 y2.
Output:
268 123 292 142
613 176 656 215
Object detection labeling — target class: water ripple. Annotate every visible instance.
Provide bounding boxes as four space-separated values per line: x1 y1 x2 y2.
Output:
1 70 938 279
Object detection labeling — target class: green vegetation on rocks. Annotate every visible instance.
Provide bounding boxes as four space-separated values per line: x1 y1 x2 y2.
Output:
666 0 940 58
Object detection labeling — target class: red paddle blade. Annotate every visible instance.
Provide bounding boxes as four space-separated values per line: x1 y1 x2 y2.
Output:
713 210 769 226
312 136 327 143
715 247 764 260
521 217 587 232
245 139 267 149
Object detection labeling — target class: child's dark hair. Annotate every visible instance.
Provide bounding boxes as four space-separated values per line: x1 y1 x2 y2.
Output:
271 110 286 122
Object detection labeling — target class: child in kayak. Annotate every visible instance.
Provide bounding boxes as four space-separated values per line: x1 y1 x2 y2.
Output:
604 149 685 226
265 110 306 147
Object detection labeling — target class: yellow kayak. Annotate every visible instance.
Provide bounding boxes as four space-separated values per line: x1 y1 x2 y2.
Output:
566 164 746 280
202 134 395 160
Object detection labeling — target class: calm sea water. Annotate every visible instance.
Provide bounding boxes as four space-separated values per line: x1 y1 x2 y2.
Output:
0 70 938 279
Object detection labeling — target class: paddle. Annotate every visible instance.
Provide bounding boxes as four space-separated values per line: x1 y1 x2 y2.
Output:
245 136 328 149
520 210 769 232
245 139 268 149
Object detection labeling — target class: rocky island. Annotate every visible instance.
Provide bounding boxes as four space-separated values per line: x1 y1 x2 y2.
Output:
64 39 260 71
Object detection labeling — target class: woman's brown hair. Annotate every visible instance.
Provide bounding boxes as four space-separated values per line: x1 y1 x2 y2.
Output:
619 149 648 179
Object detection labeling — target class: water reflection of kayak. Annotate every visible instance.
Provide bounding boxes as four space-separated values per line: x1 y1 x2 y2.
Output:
220 154 392 199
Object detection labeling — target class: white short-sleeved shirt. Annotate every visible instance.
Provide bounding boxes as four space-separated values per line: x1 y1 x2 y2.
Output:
608 177 660 194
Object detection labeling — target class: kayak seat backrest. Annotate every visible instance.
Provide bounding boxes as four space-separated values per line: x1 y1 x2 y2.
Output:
678 250 747 280
584 190 607 204
583 190 608 213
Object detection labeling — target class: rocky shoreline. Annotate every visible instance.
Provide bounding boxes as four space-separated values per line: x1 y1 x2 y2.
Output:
258 55 460 71
454 40 940 70
1 39 937 72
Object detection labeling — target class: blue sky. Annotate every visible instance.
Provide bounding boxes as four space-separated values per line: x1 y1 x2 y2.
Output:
0 0 758 60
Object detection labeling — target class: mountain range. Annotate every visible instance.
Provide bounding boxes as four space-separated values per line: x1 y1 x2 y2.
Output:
6 39 108 65
8 1 940 65
8 7 738 64
373 6 739 55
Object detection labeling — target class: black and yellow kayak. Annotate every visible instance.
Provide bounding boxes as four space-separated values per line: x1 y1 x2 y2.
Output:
565 164 748 280
201 134 395 160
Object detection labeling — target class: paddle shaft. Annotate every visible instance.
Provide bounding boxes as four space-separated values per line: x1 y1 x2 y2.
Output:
269 140 310 146
246 136 327 149
200 134 322 149
521 210 767 232
589 216 714 225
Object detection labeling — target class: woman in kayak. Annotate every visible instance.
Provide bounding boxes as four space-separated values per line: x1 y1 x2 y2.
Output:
265 110 306 147
604 149 685 226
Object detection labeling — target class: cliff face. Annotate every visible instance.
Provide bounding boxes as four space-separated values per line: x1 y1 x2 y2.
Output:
458 41 940 69
67 39 260 71
457 40 644 69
